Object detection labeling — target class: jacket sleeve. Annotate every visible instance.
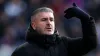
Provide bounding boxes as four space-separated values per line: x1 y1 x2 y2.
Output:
62 17 97 56
80 17 97 55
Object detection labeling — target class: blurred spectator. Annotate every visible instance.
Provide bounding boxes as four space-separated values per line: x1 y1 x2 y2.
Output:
0 25 17 56
0 0 5 38
95 19 100 56
0 44 15 56
4 0 27 23
12 15 27 43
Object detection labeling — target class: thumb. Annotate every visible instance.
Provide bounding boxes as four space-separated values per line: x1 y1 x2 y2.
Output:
73 3 77 7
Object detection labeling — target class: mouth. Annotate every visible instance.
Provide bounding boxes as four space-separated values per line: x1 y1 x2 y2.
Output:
46 28 52 31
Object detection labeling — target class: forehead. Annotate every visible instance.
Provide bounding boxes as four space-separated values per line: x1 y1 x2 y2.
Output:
35 12 54 18
31 12 54 22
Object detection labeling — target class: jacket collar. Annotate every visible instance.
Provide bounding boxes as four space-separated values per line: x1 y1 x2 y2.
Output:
26 24 60 48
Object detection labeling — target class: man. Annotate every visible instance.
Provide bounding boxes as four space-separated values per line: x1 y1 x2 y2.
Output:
11 3 97 56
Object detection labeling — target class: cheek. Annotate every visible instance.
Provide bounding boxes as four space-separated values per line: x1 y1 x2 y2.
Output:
52 22 55 28
36 23 46 33
36 23 46 29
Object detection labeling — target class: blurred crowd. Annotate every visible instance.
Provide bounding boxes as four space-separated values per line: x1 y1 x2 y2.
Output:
0 0 100 56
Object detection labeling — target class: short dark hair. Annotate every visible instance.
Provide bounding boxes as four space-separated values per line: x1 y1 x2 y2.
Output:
31 7 54 22
32 7 54 16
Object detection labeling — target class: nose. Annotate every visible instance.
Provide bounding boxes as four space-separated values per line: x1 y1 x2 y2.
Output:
46 20 51 26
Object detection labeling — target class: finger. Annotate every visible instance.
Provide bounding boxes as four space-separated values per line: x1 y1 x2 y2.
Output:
73 3 77 7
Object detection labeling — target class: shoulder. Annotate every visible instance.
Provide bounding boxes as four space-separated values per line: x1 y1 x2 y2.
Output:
11 42 30 56
16 42 30 50
60 36 71 41
60 36 82 43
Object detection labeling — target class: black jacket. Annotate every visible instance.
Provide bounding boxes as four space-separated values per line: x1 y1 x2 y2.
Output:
11 18 97 56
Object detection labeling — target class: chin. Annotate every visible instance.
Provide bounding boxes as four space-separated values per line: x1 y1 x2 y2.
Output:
44 32 54 35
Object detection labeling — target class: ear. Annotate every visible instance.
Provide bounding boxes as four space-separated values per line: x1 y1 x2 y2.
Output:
31 22 36 30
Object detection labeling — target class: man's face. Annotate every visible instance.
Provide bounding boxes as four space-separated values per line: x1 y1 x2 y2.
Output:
31 12 55 35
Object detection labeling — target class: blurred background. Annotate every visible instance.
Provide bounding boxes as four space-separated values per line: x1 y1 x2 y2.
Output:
0 0 100 56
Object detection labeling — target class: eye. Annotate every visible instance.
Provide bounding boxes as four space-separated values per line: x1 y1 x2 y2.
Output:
41 18 47 21
50 18 54 21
